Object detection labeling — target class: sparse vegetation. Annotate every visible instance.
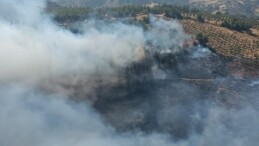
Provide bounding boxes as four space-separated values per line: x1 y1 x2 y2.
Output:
181 20 259 59
46 3 259 59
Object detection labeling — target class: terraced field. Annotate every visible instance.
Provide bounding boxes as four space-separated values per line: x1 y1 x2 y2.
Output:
180 20 259 59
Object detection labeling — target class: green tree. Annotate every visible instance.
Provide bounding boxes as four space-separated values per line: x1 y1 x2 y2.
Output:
196 33 209 46
197 15 205 23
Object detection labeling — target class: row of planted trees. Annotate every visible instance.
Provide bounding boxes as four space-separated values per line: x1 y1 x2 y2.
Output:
47 3 259 32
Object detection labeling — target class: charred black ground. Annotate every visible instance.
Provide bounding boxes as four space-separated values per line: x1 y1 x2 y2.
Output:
91 45 259 140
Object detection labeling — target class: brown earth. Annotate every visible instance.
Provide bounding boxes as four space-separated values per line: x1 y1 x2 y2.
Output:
180 19 259 59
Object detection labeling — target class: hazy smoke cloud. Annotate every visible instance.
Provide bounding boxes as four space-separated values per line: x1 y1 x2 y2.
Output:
0 86 176 146
146 16 189 54
0 0 146 91
0 0 258 146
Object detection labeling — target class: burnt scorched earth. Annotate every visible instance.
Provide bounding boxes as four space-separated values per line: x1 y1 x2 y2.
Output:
93 46 259 140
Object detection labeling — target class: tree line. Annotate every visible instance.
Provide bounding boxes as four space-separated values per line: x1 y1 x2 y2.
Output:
46 3 259 33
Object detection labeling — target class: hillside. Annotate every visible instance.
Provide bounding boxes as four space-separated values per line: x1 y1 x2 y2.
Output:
50 0 188 7
180 19 259 59
47 3 259 58
49 0 259 17
190 0 259 17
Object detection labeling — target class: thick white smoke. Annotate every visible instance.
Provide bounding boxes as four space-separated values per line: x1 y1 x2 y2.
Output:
0 0 258 146
0 26 143 81
0 0 152 101
0 86 176 146
0 0 183 145
146 16 189 54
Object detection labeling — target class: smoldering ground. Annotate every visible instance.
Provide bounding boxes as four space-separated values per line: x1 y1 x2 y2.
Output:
0 0 259 146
